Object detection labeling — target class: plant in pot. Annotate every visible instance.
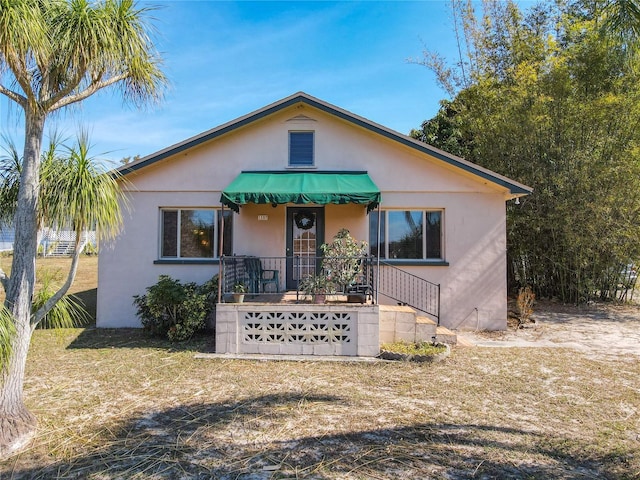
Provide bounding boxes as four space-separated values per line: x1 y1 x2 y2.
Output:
320 228 368 294
299 273 332 304
232 282 247 303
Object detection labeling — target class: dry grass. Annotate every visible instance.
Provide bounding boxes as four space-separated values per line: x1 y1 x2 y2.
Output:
0 329 637 479
0 257 639 478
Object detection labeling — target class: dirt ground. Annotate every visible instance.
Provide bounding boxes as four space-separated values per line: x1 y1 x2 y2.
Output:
458 300 640 361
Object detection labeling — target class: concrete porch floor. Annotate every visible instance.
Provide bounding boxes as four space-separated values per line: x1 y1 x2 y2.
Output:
224 290 374 305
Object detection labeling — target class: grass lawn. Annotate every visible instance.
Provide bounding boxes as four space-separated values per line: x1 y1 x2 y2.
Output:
0 257 639 478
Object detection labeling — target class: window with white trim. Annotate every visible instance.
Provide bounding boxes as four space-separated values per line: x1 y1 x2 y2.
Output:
160 209 232 259
289 131 314 166
369 210 443 260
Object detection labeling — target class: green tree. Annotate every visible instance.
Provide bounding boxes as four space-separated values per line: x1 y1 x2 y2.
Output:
414 0 640 303
600 0 640 52
0 0 165 457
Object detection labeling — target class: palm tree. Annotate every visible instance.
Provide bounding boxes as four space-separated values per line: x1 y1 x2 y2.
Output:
34 132 126 324
0 131 115 337
0 0 165 457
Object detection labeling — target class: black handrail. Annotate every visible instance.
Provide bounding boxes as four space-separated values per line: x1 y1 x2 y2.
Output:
220 255 440 324
373 260 440 323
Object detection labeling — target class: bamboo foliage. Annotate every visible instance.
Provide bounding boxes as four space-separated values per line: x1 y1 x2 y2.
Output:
413 0 640 303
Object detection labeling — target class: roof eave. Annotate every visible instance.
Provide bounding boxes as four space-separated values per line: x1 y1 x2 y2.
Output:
118 91 533 196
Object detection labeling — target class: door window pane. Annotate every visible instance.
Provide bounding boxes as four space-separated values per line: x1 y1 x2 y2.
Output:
292 211 317 279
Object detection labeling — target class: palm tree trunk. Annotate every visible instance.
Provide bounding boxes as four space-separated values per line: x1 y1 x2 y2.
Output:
0 112 44 457
0 319 37 457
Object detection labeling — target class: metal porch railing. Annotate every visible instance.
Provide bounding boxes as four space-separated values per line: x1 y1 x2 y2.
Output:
219 255 440 324
374 260 440 323
220 255 374 299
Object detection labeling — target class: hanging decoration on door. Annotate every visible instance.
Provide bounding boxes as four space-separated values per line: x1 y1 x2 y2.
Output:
294 210 315 230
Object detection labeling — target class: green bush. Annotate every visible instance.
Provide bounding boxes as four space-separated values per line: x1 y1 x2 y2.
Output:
133 274 218 341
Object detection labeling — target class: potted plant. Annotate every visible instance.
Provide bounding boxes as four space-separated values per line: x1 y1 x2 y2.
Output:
320 228 368 293
232 282 247 303
299 274 331 304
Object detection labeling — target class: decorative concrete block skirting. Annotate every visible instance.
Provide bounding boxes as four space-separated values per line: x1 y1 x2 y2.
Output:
216 304 380 357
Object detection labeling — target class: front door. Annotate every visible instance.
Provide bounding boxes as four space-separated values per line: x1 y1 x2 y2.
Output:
286 207 325 290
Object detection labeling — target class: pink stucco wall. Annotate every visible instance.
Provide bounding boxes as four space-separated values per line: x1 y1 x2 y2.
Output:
98 104 511 330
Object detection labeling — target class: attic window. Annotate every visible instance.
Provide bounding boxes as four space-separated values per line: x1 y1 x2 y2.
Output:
289 131 314 167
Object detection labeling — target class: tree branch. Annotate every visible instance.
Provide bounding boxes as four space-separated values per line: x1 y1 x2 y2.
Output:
32 232 87 326
49 73 128 111
40 61 89 111
0 84 27 109
4 50 35 103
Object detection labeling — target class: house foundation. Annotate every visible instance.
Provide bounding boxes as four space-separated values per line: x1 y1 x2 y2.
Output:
216 303 380 357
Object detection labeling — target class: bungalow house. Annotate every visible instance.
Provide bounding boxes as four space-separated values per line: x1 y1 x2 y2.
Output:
96 92 531 355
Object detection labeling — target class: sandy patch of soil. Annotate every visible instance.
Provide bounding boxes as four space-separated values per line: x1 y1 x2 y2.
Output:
457 300 640 360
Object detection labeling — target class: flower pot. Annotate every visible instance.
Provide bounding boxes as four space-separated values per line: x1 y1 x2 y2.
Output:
314 294 326 304
233 293 245 303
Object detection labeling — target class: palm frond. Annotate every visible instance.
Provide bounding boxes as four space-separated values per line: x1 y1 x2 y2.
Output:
0 135 22 225
32 269 90 329
0 304 16 368
41 130 125 241
45 0 167 108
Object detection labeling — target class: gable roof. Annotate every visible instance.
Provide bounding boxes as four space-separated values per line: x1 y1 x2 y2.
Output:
119 91 532 197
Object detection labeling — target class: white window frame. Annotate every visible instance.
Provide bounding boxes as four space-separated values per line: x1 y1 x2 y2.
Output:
371 209 444 261
159 208 230 260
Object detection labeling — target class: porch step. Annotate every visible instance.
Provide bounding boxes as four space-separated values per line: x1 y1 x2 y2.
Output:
416 315 437 343
379 305 439 344
453 334 475 348
48 240 75 257
435 326 458 345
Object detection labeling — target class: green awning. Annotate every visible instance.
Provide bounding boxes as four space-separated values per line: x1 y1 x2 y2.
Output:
221 171 381 213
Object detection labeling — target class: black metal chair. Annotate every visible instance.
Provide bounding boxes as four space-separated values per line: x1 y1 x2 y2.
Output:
245 257 280 293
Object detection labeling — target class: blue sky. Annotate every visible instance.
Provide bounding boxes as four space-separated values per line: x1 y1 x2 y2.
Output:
2 1 484 165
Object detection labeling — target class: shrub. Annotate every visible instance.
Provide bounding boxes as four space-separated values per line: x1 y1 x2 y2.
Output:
133 274 218 341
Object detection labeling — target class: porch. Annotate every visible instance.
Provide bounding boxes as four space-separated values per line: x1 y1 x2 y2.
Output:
215 255 448 357
215 172 446 356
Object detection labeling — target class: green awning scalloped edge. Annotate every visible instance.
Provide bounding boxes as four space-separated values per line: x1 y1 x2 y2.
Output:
221 171 381 213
